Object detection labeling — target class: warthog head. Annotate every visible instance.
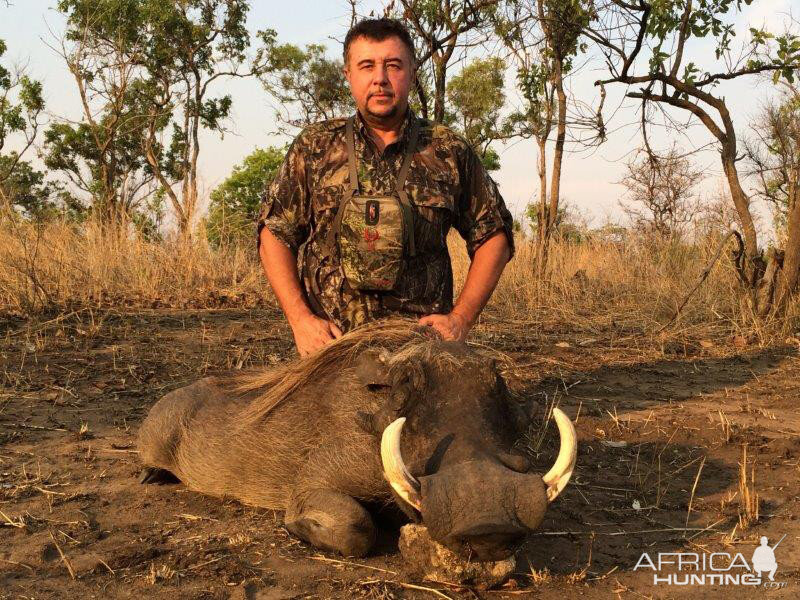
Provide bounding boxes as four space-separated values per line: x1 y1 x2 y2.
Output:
355 340 576 561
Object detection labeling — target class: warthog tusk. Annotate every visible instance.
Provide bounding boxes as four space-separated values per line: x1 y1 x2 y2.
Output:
381 417 422 511
541 408 577 502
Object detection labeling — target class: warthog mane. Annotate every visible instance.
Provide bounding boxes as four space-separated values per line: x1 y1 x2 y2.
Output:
228 319 476 424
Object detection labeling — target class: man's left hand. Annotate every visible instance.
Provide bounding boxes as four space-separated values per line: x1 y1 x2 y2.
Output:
418 312 471 342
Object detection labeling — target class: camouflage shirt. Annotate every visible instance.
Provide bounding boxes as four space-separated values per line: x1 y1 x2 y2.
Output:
257 110 515 332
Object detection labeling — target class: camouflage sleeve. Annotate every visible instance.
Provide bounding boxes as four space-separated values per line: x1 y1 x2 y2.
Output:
256 133 311 252
455 146 515 260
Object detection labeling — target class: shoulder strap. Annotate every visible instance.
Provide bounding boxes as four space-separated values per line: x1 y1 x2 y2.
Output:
324 117 358 254
395 117 420 194
346 116 359 194
395 117 420 256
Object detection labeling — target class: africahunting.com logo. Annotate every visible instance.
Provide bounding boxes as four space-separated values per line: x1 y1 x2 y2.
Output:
633 535 788 589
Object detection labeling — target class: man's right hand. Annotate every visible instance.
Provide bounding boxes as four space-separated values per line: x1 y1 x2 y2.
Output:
259 228 343 357
290 313 343 357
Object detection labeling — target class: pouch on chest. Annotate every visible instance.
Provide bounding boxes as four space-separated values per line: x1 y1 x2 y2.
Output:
339 195 408 291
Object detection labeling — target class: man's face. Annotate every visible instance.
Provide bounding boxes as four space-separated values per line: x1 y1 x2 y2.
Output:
344 35 414 123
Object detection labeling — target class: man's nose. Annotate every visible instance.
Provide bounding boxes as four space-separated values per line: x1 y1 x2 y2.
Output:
371 64 389 85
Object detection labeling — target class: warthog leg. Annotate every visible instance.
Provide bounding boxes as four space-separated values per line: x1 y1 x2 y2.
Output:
285 489 376 557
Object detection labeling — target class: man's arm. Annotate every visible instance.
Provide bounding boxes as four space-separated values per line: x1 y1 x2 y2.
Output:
259 227 342 356
418 230 511 341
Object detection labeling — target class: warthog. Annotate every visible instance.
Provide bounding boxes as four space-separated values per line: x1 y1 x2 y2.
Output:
138 321 576 559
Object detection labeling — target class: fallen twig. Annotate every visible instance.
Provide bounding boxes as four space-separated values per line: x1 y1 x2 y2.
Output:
0 557 35 573
684 456 706 533
11 423 68 433
310 554 396 575
311 555 454 599
49 531 76 580
0 509 25 528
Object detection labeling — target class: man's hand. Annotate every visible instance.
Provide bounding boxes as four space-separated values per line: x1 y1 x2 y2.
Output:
290 313 343 357
259 228 342 357
418 231 511 342
418 312 471 342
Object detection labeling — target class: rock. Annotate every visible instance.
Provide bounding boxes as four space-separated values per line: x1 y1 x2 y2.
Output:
398 524 515 589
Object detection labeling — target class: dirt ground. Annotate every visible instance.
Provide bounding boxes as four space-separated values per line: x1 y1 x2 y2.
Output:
1 307 799 599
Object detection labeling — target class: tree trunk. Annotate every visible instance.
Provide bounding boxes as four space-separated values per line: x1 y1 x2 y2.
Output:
414 76 429 119
772 181 800 312
720 147 762 283
433 56 447 125
548 59 567 239
536 136 548 241
536 137 549 272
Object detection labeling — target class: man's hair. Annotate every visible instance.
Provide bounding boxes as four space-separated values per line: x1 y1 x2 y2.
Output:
343 18 416 67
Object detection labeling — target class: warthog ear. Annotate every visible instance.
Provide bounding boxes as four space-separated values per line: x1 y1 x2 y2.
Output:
355 349 427 410
387 354 427 414
355 351 428 436
354 349 392 388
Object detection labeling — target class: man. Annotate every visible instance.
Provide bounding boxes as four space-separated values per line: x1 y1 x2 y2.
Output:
258 18 514 356
752 536 780 581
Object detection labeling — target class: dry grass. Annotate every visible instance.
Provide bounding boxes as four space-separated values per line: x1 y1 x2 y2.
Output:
454 232 798 341
0 217 270 314
737 444 760 530
1 216 797 342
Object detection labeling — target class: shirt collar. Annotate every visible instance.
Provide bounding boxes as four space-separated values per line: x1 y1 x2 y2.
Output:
354 108 416 155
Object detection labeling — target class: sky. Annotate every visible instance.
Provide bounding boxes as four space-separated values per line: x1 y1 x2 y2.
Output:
1 0 796 230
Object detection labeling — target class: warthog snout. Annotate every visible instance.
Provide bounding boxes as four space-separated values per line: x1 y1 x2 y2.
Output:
381 408 577 560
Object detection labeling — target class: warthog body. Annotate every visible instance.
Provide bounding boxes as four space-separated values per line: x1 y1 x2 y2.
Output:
138 321 575 558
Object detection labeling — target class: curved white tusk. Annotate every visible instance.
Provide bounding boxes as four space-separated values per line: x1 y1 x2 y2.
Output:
541 408 577 502
380 417 422 511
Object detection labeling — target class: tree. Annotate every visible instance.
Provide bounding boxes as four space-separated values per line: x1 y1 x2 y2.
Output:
494 0 594 257
619 147 703 238
446 57 506 170
394 0 500 123
0 38 46 211
50 0 157 225
257 32 354 132
205 146 285 244
588 0 800 315
137 0 260 236
746 84 800 312
524 199 587 241
0 156 57 219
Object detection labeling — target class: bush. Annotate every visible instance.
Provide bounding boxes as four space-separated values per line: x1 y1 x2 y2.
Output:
205 146 286 246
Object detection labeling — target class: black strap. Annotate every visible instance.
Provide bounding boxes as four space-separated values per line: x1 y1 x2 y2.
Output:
395 118 419 193
325 118 359 253
396 118 419 256
345 117 359 194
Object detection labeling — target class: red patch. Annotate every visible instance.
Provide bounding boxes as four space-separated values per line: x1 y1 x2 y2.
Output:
363 228 380 251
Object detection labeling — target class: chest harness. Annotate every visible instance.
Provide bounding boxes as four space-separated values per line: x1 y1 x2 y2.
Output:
325 116 420 292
